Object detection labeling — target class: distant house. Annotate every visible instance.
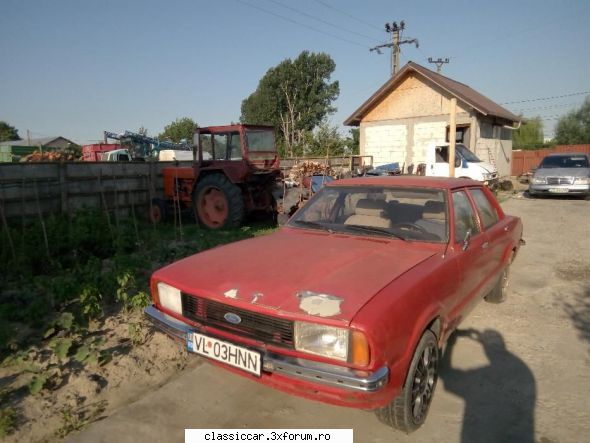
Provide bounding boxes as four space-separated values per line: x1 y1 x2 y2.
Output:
344 62 521 178
0 136 77 162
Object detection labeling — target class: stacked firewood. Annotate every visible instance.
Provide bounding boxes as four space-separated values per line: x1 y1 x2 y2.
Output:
288 160 335 183
21 151 79 162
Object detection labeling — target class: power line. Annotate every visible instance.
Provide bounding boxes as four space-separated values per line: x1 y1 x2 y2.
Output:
500 90 590 105
265 0 378 42
510 101 584 112
314 0 384 33
236 0 368 48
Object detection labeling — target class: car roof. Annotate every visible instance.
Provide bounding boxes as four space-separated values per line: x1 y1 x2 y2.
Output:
545 152 589 157
328 175 481 190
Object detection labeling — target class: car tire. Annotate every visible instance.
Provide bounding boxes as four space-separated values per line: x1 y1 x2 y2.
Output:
484 253 513 304
375 330 439 433
193 174 244 229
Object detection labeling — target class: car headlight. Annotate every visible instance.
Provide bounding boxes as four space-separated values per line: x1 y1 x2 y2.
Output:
482 172 491 180
157 282 182 315
574 177 590 185
531 176 546 184
294 322 370 365
295 322 349 361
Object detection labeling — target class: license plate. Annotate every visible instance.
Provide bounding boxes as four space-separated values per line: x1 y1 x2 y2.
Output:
187 332 261 376
549 188 568 193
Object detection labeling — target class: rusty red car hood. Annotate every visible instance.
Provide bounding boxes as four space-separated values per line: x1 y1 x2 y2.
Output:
154 229 440 323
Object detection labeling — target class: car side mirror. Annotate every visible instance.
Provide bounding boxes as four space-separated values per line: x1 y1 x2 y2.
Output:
462 229 472 251
455 157 461 168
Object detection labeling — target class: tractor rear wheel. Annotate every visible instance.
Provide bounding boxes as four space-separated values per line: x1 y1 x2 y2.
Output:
193 174 244 229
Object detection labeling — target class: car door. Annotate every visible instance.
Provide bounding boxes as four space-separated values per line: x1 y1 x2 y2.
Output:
467 187 512 289
445 189 490 328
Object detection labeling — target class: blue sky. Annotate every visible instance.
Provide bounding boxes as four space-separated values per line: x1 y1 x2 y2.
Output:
1 0 589 144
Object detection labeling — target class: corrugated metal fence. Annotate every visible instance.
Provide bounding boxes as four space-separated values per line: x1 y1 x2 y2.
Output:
511 145 590 176
0 161 191 220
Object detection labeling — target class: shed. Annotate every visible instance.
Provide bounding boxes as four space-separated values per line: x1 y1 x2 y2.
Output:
344 62 521 178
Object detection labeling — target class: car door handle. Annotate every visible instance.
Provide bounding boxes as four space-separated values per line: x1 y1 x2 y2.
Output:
504 226 509 232
482 242 489 249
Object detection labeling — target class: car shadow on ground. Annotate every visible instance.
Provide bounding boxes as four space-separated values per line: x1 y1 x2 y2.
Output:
440 328 536 443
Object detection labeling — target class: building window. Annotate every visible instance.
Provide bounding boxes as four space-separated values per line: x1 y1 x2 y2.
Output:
480 122 493 139
446 125 469 143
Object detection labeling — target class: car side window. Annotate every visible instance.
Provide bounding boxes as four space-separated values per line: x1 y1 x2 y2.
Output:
469 188 499 230
452 190 480 242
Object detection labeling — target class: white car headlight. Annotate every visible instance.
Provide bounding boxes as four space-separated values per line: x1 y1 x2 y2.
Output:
294 322 349 361
531 176 546 184
157 282 182 315
482 172 491 180
574 177 590 185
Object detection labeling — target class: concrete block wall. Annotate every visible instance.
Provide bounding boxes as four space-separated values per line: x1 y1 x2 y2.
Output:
363 124 407 166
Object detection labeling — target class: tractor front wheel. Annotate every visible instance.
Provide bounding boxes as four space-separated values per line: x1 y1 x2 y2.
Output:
193 174 244 229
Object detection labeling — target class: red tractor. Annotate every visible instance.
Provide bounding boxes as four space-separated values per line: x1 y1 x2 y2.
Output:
151 124 281 229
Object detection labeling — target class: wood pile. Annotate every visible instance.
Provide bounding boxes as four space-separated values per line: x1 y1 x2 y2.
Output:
21 151 79 162
288 160 335 183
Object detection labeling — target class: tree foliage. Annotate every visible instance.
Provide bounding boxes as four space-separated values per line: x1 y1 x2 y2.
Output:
0 121 21 142
555 98 590 145
158 117 197 143
513 116 544 149
240 51 339 157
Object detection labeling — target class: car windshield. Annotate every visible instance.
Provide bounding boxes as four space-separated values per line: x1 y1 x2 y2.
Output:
288 185 449 243
539 155 590 168
245 129 276 152
456 145 481 163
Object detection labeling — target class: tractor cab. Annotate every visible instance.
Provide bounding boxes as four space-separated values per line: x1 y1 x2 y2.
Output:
194 124 279 174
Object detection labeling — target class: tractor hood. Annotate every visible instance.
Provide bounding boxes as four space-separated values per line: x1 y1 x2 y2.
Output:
153 229 440 323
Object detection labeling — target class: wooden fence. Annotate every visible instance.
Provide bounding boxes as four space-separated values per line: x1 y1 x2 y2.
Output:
512 145 590 176
0 161 192 220
0 156 369 221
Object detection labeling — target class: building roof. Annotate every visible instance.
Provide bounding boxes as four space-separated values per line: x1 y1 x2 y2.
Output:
344 61 521 126
0 136 76 147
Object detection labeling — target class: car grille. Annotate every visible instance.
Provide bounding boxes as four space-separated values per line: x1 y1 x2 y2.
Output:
546 177 572 185
181 292 294 348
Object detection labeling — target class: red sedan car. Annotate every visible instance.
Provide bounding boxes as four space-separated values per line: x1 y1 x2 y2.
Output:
145 176 524 432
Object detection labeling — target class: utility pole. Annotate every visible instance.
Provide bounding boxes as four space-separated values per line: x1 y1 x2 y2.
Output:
428 57 450 73
27 129 31 146
370 21 419 77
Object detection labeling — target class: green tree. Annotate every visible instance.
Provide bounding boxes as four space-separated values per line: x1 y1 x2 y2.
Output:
240 51 339 157
555 98 590 145
513 116 544 149
297 123 347 157
0 121 21 142
158 117 197 143
346 128 360 154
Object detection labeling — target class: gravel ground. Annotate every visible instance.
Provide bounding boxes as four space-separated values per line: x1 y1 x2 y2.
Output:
69 192 590 443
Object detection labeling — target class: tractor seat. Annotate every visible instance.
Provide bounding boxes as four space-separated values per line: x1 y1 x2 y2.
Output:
344 199 392 229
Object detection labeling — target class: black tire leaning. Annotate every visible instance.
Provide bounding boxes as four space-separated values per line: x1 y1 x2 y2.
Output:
193 173 244 229
375 330 439 433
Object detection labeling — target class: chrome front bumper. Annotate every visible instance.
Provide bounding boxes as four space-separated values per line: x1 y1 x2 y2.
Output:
144 305 389 393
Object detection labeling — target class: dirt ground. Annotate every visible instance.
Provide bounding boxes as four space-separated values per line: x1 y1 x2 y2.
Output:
10 191 590 443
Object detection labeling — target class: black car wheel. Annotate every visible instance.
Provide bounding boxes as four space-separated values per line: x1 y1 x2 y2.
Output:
376 330 439 433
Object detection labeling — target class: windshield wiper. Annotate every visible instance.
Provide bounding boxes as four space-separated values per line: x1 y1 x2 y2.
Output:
291 220 333 233
342 224 408 241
